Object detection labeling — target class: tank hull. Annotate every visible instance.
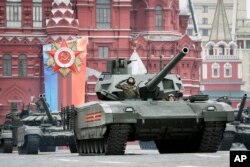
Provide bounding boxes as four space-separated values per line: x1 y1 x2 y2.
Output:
0 129 13 153
72 100 234 155
16 125 77 154
220 123 250 150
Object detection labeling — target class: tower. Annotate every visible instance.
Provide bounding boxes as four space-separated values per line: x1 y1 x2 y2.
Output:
200 0 244 107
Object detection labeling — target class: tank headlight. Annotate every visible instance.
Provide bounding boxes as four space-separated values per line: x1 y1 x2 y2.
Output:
125 107 134 112
207 106 216 111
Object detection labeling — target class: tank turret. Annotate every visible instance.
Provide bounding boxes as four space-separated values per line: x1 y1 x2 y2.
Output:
36 94 56 125
138 47 188 99
95 47 189 100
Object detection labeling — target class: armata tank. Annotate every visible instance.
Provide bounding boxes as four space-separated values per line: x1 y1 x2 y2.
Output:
0 124 13 153
219 94 250 150
66 47 235 155
14 95 77 154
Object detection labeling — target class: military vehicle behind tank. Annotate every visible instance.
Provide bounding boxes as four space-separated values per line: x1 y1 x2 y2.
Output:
219 94 250 150
65 47 234 155
14 95 77 154
0 124 13 153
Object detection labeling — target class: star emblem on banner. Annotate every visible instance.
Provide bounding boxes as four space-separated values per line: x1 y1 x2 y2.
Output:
47 40 82 76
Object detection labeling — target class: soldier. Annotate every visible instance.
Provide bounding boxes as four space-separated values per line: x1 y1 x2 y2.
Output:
115 77 139 99
216 96 232 105
167 94 175 102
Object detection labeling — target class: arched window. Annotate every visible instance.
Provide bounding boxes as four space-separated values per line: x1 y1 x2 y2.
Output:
212 63 220 78
230 46 234 55
219 45 225 55
161 47 165 55
18 54 27 77
156 5 163 31
151 48 156 55
224 63 232 77
3 54 12 76
96 0 110 29
209 46 214 55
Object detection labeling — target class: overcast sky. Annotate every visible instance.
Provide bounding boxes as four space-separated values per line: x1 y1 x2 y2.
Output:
180 0 249 18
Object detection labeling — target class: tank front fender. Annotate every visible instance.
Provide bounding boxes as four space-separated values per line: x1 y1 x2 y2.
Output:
203 110 234 122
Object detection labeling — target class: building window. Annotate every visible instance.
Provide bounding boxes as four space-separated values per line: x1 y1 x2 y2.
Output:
201 29 208 36
33 0 42 27
224 63 232 78
3 54 12 76
202 18 208 24
212 63 220 78
96 0 110 29
237 40 244 48
160 47 165 55
209 46 214 55
155 5 163 31
18 55 27 77
6 0 22 27
10 102 18 112
219 45 225 55
230 46 234 55
246 40 250 49
202 6 208 13
151 48 156 55
187 29 193 36
98 47 109 59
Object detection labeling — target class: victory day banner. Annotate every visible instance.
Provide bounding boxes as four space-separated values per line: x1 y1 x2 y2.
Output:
43 37 88 111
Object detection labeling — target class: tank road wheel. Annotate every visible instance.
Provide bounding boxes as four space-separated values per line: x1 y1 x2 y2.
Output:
82 140 87 154
18 135 40 155
98 139 105 153
199 121 225 153
0 139 13 153
219 132 235 151
94 139 100 153
105 124 130 155
90 140 95 153
86 140 90 153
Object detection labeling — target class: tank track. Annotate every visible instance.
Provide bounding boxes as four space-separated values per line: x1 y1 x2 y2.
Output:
78 124 130 155
0 139 13 153
18 135 40 154
199 121 226 152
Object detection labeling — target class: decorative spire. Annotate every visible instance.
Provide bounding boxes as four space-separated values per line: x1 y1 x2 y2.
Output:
209 0 232 41
46 0 79 36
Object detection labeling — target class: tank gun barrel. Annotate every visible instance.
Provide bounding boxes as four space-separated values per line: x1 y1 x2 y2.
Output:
38 94 55 125
236 94 247 121
146 47 189 91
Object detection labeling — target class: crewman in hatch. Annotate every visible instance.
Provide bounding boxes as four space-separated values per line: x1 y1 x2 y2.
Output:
115 77 139 99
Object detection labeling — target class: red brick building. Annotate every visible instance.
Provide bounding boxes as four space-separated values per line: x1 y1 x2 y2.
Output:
0 0 201 124
200 0 247 108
